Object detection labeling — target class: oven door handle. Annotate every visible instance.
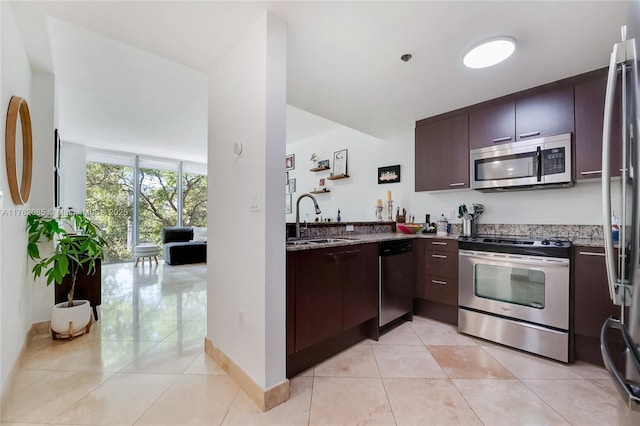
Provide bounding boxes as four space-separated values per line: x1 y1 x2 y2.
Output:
458 250 569 268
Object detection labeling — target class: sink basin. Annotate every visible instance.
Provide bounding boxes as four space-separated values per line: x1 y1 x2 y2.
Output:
286 237 358 245
306 238 356 244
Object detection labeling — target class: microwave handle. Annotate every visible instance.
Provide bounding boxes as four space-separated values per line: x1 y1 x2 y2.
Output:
536 146 542 182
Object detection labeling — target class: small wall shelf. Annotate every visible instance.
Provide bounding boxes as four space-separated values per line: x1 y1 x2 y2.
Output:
310 166 330 172
327 174 349 180
310 189 330 194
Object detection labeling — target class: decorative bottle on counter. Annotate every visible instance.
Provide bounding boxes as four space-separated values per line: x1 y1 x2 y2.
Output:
436 214 449 236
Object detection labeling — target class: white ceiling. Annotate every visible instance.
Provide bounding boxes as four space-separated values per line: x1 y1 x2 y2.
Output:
10 1 629 161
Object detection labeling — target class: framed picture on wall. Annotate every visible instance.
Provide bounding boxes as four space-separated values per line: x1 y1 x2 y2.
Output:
285 193 292 214
288 178 296 194
378 165 401 184
54 128 61 208
285 154 295 171
332 149 347 176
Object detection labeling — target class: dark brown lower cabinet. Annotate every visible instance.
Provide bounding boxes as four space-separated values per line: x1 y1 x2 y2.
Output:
573 246 626 366
55 258 102 320
290 243 378 353
415 239 458 325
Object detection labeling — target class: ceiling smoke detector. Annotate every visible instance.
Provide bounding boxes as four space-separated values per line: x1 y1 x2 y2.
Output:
400 54 412 62
463 36 516 69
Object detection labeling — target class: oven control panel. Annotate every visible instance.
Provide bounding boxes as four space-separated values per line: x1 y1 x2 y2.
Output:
458 235 572 258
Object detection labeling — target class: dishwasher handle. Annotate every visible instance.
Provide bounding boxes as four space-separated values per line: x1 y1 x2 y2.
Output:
380 240 413 256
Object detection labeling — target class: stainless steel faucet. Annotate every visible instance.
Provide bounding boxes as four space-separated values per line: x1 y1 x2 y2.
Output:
296 193 321 239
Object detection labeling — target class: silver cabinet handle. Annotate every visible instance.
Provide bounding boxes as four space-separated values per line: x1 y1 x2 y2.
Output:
580 170 603 175
492 136 512 143
432 280 447 285
449 182 465 187
579 251 606 257
431 254 447 259
519 131 540 138
431 242 447 246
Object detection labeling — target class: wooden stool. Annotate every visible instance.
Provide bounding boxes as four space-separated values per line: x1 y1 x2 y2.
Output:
134 244 159 267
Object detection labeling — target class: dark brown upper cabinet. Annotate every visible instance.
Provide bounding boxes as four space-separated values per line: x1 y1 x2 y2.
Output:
469 101 515 149
469 87 574 149
415 114 469 191
515 86 574 141
575 70 622 180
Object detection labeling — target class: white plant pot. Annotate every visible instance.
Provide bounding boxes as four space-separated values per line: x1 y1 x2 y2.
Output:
51 299 92 337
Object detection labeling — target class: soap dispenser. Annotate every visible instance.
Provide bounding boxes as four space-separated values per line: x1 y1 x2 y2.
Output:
337 209 341 223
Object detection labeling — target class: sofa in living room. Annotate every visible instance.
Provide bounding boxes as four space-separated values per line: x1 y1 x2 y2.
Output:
161 226 207 265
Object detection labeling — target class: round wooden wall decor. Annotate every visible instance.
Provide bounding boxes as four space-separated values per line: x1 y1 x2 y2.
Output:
5 96 33 205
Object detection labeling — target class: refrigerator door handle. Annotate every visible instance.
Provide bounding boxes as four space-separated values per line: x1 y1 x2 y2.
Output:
600 317 640 411
603 43 621 304
629 37 640 310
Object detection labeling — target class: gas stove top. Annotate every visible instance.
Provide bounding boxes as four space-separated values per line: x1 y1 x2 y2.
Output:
458 235 572 258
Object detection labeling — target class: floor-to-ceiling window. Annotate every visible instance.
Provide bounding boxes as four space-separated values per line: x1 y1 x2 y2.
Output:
138 159 179 248
86 150 207 263
182 162 208 228
86 153 135 263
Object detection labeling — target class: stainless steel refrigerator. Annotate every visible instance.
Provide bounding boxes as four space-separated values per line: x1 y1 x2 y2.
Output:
601 0 640 419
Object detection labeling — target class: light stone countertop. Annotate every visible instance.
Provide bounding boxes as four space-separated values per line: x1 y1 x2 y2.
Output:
286 231 459 251
286 231 607 251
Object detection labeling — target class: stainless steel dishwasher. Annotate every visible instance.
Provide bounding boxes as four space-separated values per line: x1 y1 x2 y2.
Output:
379 239 415 328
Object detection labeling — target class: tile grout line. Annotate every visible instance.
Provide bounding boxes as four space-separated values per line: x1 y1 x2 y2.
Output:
370 334 399 426
518 378 575 425
306 373 315 426
218 385 242 426
128 371 183 426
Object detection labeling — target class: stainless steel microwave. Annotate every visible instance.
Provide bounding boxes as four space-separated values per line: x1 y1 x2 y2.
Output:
470 133 573 191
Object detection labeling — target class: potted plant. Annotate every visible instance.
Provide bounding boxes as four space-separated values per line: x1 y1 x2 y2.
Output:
27 211 107 339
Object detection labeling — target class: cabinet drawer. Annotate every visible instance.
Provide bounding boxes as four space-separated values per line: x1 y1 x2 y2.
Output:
423 276 458 306
425 239 458 253
425 251 458 278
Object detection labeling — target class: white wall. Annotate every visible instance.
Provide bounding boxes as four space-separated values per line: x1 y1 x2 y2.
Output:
287 109 608 227
29 71 56 323
208 12 287 391
59 141 87 211
0 0 33 391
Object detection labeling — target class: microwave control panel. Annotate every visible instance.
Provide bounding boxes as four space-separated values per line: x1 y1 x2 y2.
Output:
541 147 566 175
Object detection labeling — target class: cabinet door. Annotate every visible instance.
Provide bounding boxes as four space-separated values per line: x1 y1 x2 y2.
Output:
286 252 296 355
515 86 574 141
469 101 516 149
423 276 458 306
415 114 469 191
574 247 621 338
575 72 622 179
343 244 379 330
295 248 344 351
426 239 459 253
425 250 458 278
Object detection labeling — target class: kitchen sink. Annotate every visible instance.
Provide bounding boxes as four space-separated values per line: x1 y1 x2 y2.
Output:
286 237 358 245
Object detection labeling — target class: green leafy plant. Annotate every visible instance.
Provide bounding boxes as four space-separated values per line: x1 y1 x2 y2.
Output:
27 212 107 307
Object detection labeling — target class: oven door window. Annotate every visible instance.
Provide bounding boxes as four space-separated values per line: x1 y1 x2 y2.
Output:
474 264 545 309
474 151 538 181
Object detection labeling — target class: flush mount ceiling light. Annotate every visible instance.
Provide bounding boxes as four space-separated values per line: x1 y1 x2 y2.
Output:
463 36 516 69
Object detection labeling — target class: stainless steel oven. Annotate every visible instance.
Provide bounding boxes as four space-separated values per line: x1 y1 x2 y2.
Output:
458 236 571 362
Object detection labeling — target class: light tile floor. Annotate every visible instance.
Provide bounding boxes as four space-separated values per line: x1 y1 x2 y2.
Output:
1 262 635 425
